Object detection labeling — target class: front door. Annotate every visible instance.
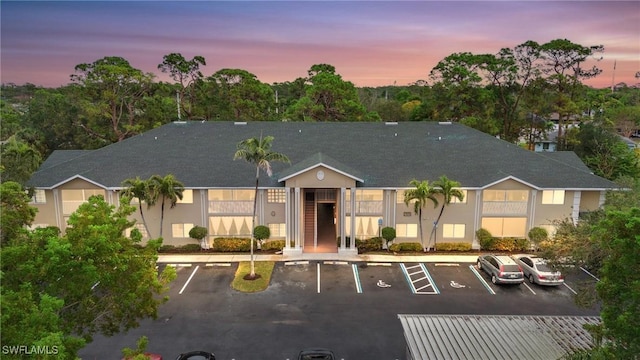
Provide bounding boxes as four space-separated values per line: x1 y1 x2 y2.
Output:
303 189 338 253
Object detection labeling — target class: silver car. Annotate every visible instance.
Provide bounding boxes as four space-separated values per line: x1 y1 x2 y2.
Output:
512 254 564 286
477 254 524 285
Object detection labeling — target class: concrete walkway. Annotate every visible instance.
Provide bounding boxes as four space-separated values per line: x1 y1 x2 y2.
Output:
157 252 480 264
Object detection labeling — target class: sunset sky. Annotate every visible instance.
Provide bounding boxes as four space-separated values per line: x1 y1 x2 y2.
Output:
2 1 639 89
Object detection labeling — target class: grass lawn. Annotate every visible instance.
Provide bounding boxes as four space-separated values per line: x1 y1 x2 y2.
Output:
232 261 275 293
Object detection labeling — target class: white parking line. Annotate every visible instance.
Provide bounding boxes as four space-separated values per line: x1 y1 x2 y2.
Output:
563 282 578 295
205 263 231 267
284 261 309 266
468 265 496 295
522 282 536 295
179 265 199 295
580 267 600 282
352 264 363 293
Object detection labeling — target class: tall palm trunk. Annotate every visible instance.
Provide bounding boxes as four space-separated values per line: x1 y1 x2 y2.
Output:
418 208 424 251
138 203 152 239
250 166 259 277
160 197 166 237
430 205 446 251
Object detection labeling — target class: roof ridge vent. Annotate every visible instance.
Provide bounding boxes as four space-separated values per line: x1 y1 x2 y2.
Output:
234 122 247 125
385 122 398 125
439 121 452 125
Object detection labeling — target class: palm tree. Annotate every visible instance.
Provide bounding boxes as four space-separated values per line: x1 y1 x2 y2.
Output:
403 179 438 252
121 177 153 238
148 174 184 238
431 175 464 251
234 135 289 279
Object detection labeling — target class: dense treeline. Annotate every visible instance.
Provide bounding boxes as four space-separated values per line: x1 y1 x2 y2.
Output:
1 39 639 185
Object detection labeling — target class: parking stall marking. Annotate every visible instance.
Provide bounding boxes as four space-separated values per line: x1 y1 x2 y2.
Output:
179 265 200 295
317 262 321 293
468 265 496 295
400 263 439 295
563 282 578 295
352 264 363 293
580 267 600 282
522 282 536 295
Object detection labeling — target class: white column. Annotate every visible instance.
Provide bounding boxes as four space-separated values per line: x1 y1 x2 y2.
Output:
294 187 301 248
284 187 291 250
572 191 582 225
340 187 346 249
350 187 356 250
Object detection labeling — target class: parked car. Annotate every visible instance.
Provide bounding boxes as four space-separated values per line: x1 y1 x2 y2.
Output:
512 254 564 286
477 254 524 285
297 348 336 360
175 351 215 360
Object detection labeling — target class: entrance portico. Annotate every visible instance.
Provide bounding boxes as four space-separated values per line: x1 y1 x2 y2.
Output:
278 153 364 256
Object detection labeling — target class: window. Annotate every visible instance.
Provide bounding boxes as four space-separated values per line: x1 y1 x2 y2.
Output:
61 189 105 214
396 224 418 238
450 190 467 204
483 190 528 215
481 217 527 237
484 190 528 202
209 216 252 237
31 189 46 204
208 189 254 214
172 223 194 238
177 190 193 204
268 223 286 237
346 190 383 214
268 189 286 203
542 190 565 205
443 224 465 238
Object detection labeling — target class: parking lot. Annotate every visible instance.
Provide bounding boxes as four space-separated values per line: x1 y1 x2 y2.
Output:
81 260 599 360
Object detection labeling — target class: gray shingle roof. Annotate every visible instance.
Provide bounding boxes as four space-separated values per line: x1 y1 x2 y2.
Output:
398 314 601 360
28 121 617 190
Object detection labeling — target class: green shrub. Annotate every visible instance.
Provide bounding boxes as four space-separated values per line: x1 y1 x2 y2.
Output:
262 240 285 251
179 244 203 253
436 242 472 251
253 225 271 242
492 237 516 251
211 237 255 252
159 245 176 253
356 237 383 253
514 238 530 251
188 225 208 240
389 242 423 252
381 227 396 247
476 228 494 250
528 227 548 248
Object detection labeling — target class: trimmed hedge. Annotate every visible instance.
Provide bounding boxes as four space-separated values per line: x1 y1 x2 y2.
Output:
357 237 383 253
389 242 423 252
436 242 472 251
158 244 203 253
211 237 256 252
262 240 286 251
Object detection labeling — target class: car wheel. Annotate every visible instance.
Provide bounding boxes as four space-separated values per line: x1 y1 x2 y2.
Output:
491 275 498 284
529 274 535 284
